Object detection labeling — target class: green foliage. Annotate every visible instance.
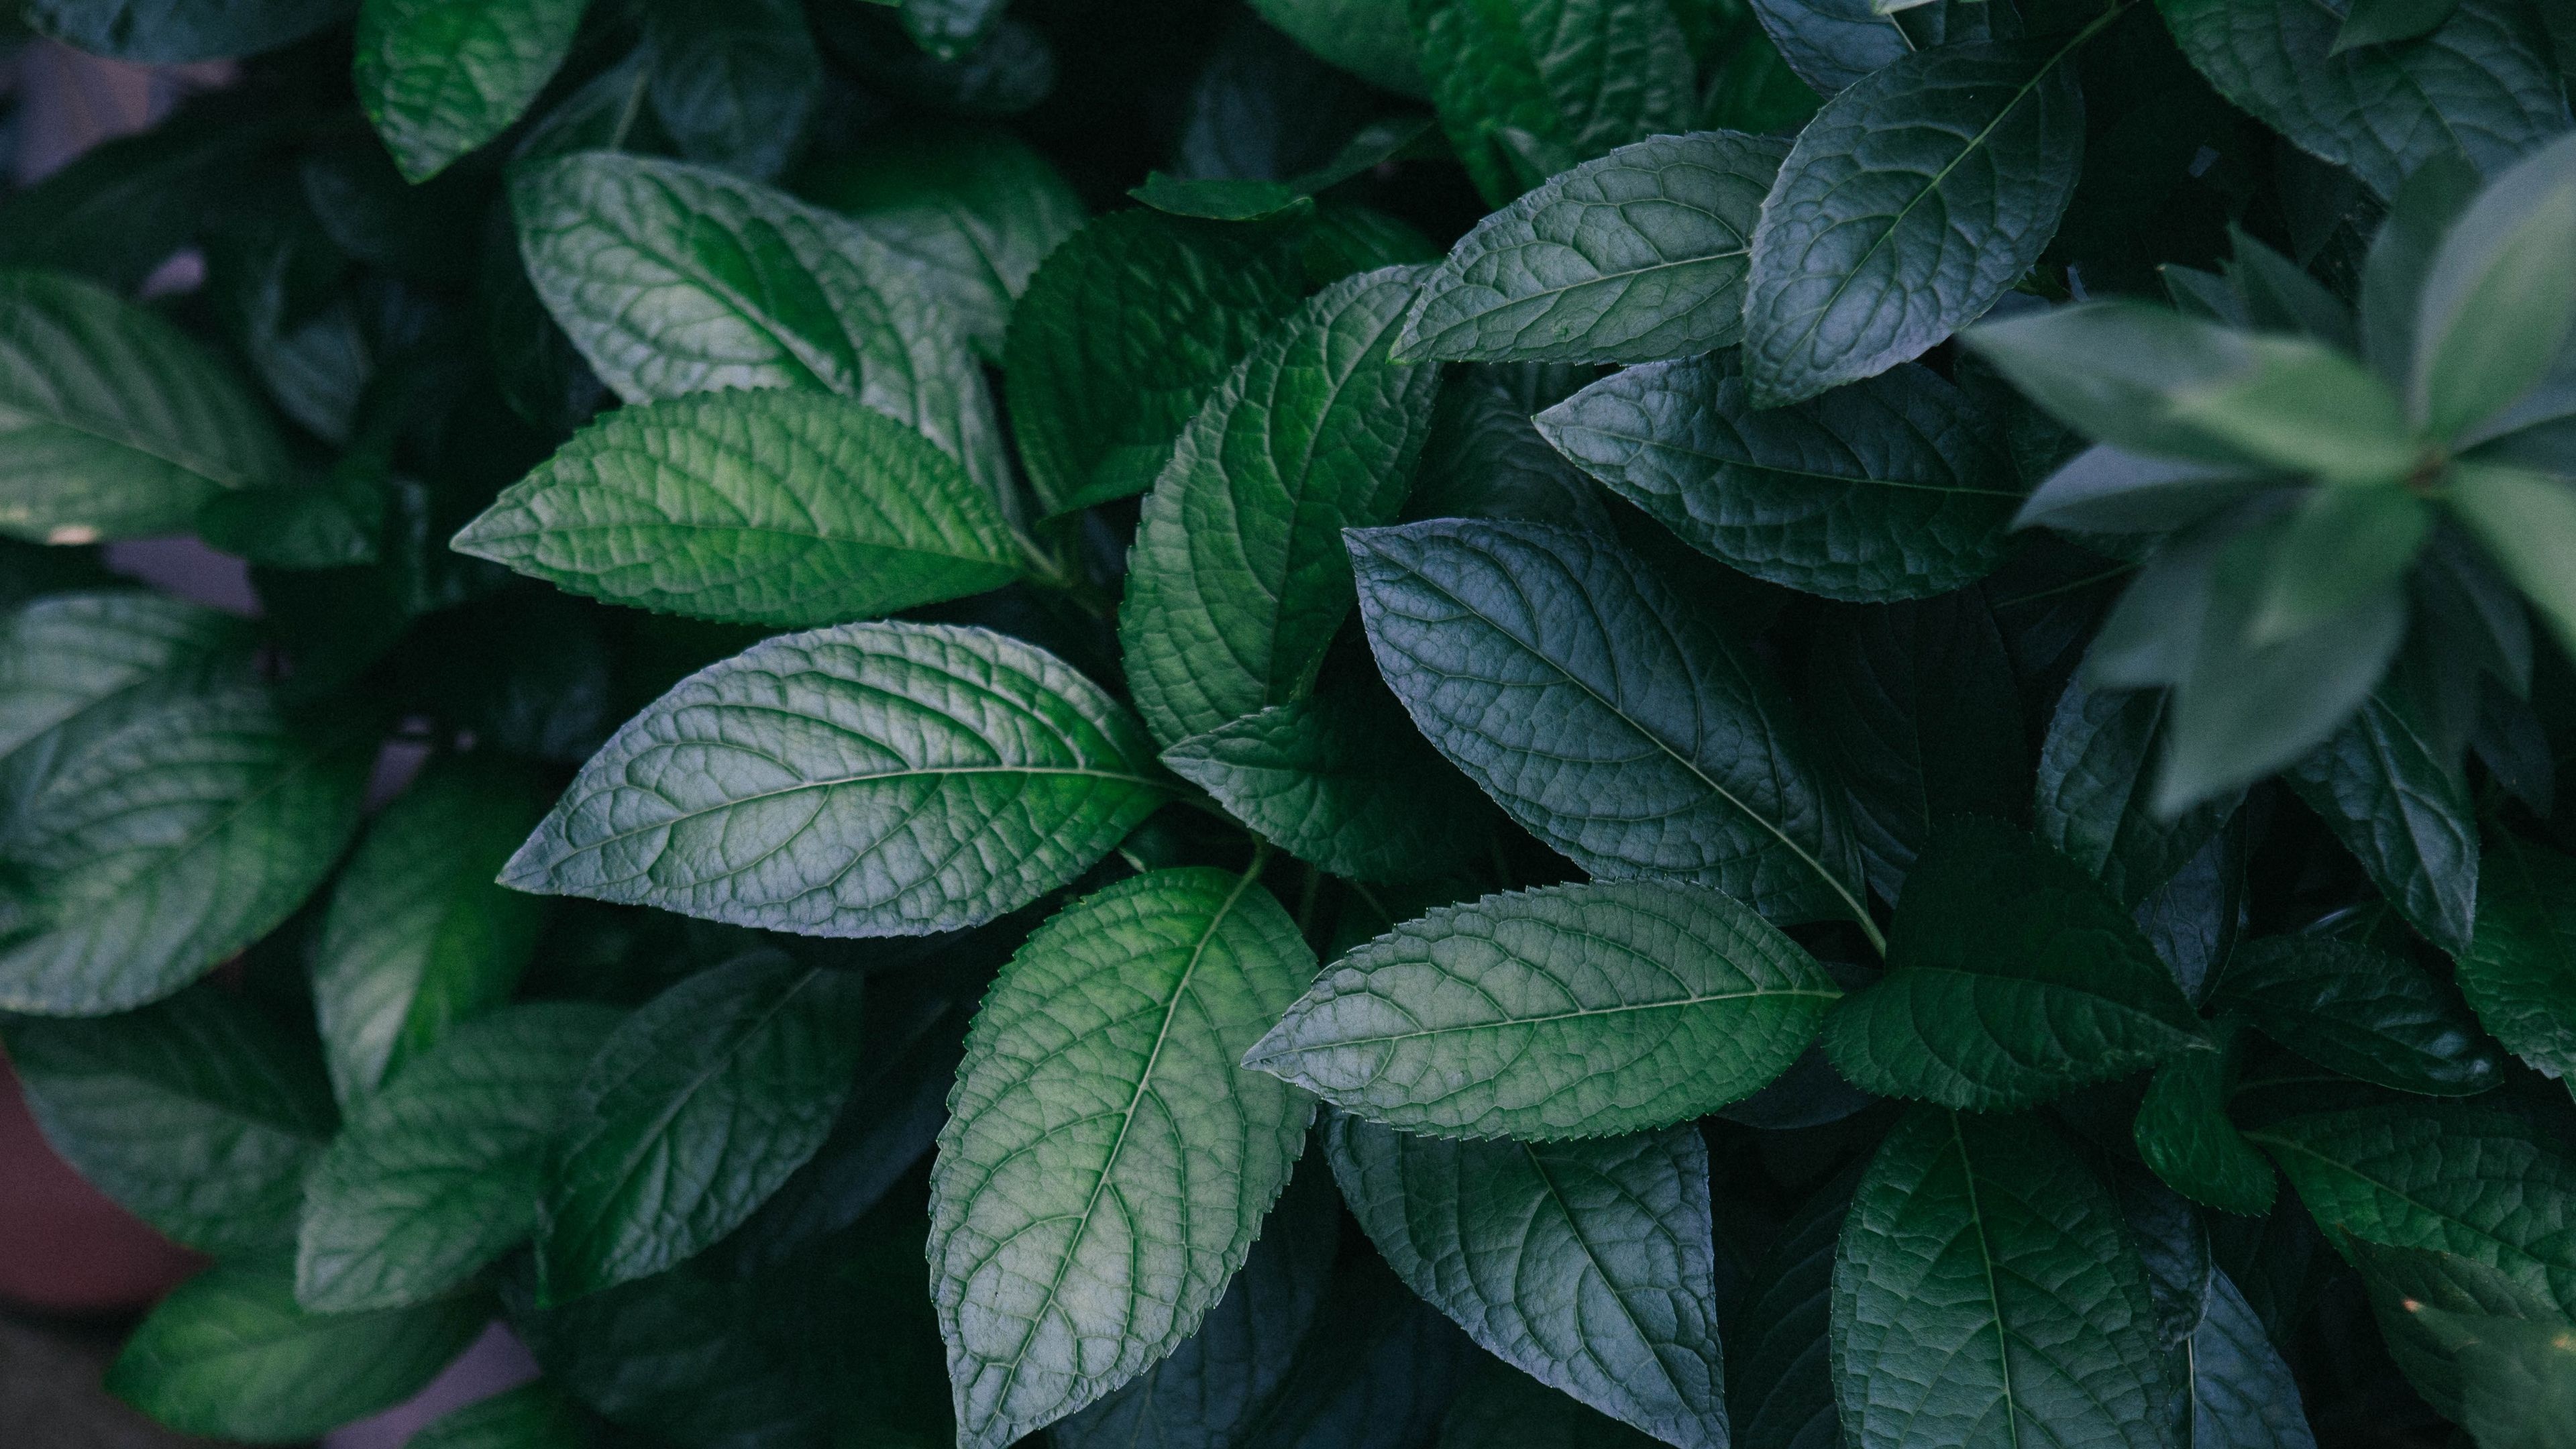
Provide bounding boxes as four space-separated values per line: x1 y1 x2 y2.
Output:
0 3 2567 1447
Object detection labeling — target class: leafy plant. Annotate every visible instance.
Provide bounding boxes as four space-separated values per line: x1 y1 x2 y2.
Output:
0 1 2570 1447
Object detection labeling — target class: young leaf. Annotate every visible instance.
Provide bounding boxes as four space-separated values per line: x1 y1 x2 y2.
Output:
928 866 1318 1449
409 1382 594 1449
1327 1114 1727 1449
1436 1356 1668 1448
1122 267 1443 747
2449 462 2576 663
1 986 337 1256
2458 833 2576 1081
0 268 287 543
2133 1017 2279 1218
1740 33 2091 407
1395 130 1787 366
453 390 1022 627
499 622 1171 937
0 682 370 1016
1538 358 2021 602
1406 0 1697 205
1248 879 1839 1138
644 0 821 181
2215 935 2502 1097
2282 680 2479 955
1161 682 1499 885
2360 153 2486 388
1348 518 1870 932
311 753 552 1106
1831 1108 2168 1449
2410 133 2576 437
538 951 867 1298
1005 211 1307 517
1821 817 2208 1111
25 0 356 62
1724 1168 1852 1449
0 589 251 767
107 1261 488 1442
354 0 589 182
300 1003 621 1311
2034 665 2239 909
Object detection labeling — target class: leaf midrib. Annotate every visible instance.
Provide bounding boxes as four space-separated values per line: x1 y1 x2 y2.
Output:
1267 984 1840 1054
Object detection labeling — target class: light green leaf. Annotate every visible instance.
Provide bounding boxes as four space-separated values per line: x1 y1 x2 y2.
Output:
1249 879 1837 1139
313 754 552 1106
1395 131 1785 366
1 985 336 1256
1406 0 1697 206
0 589 250 769
107 1261 487 1442
1122 267 1442 748
0 269 286 543
354 0 590 182
1348 518 1870 932
453 390 1020 627
2133 1017 2278 1218
2450 462 2576 663
1540 357 2022 603
2251 486 2432 644
2359 153 2485 388
2412 133 2576 437
299 1003 621 1311
1821 817 2208 1111
539 952 865 1299
500 621 1171 937
1328 1114 1726 1449
2459 833 2576 1080
928 866 1318 1449
1832 1107 2169 1449
409 1383 594 1449
0 682 370 1016
1004 210 1307 517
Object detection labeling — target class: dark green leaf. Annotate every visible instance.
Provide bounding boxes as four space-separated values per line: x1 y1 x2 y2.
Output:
409 1382 594 1449
2459 833 2576 1081
2215 934 2501 1097
1236 1254 1476 1449
0 93 286 294
2187 1269 2318 1449
355 0 590 182
645 0 821 182
1328 1114 1727 1449
1435 1357 1666 1449
1248 0 1430 95
2282 678 2479 955
0 589 250 769
2134 1016 2279 1217
2336 0 2462 51
2359 152 2485 388
1409 369 1610 532
2034 663 2239 909
2349 1238 2561 1420
500 622 1171 937
2431 1310 2576 1449
1406 0 1697 205
1348 518 1870 932
903 0 1010 62
2410 133 2576 438
1724 1169 1851 1449
26 0 356 61
195 484 378 569
1750 0 1995 95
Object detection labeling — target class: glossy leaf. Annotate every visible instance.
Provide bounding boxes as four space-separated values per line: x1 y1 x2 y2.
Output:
2213 935 2502 1097
1407 0 1697 206
355 0 589 182
2034 664 2238 909
2459 834 2576 1080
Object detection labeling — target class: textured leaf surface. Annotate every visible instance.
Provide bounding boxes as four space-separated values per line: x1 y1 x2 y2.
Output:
0 589 250 768
1821 817 2207 1110
1122 268 1442 747
1248 879 1837 1139
454 390 1020 627
2459 834 2576 1079
2212 935 2503 1097
300 1003 620 1311
1539 357 2022 601
2133 1017 2276 1218
928 867 1319 1449
1407 0 1697 206
1741 36 2088 406
1 987 336 1256
1328 1114 1726 1449
539 951 867 1298
500 622 1170 937
1831 1108 2167 1449
0 268 286 542
2187 1269 2317 1449
2284 684 2479 955
1396 131 1786 366
312 754 551 1106
1350 518 1867 930
2035 665 2238 908
1004 211 1305 516
354 0 587 182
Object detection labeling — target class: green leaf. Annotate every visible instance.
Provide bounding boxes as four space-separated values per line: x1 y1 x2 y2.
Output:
1411 369 1612 532
354 0 590 182
25 0 356 61
107 1261 487 1442
2187 1269 2319 1449
2359 152 2485 389
1406 0 1697 206
2459 833 2576 1080
2412 133 2576 437
538 951 867 1299
796 123 1087 363
1725 1169 1849 1449
645 0 821 181
1327 1114 1726 1449
510 152 1008 504
299 1002 621 1311
1832 1107 2168 1449
1248 879 1838 1138
2248 1101 2576 1318
1248 0 1430 95
2214 934 2502 1097
2034 663 2239 910
1122 268 1441 747
1162 682 1497 885
409 1382 594 1449
1134 119 1433 224
902 0 1009 62
1 985 336 1256
1740 33 2090 407
2349 1239 2563 1421
1348 518 1870 932
2157 0 2569 199
0 92 288 296
2336 0 2462 50
2250 486 2432 644
500 621 1171 937
928 866 1318 1449
1003 210 1306 517
2282 679 2479 955
2134 1017 2277 1218
1750 0 1996 95
2451 463 2576 665
1821 817 2208 1111
0 682 370 1015
312 754 552 1105
2437 1311 2576 1449
0 268 288 543
195 484 378 569
1538 357 2021 602
1394 131 1785 365
454 390 1021 627
0 588 251 769
1436 1357 1668 1449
